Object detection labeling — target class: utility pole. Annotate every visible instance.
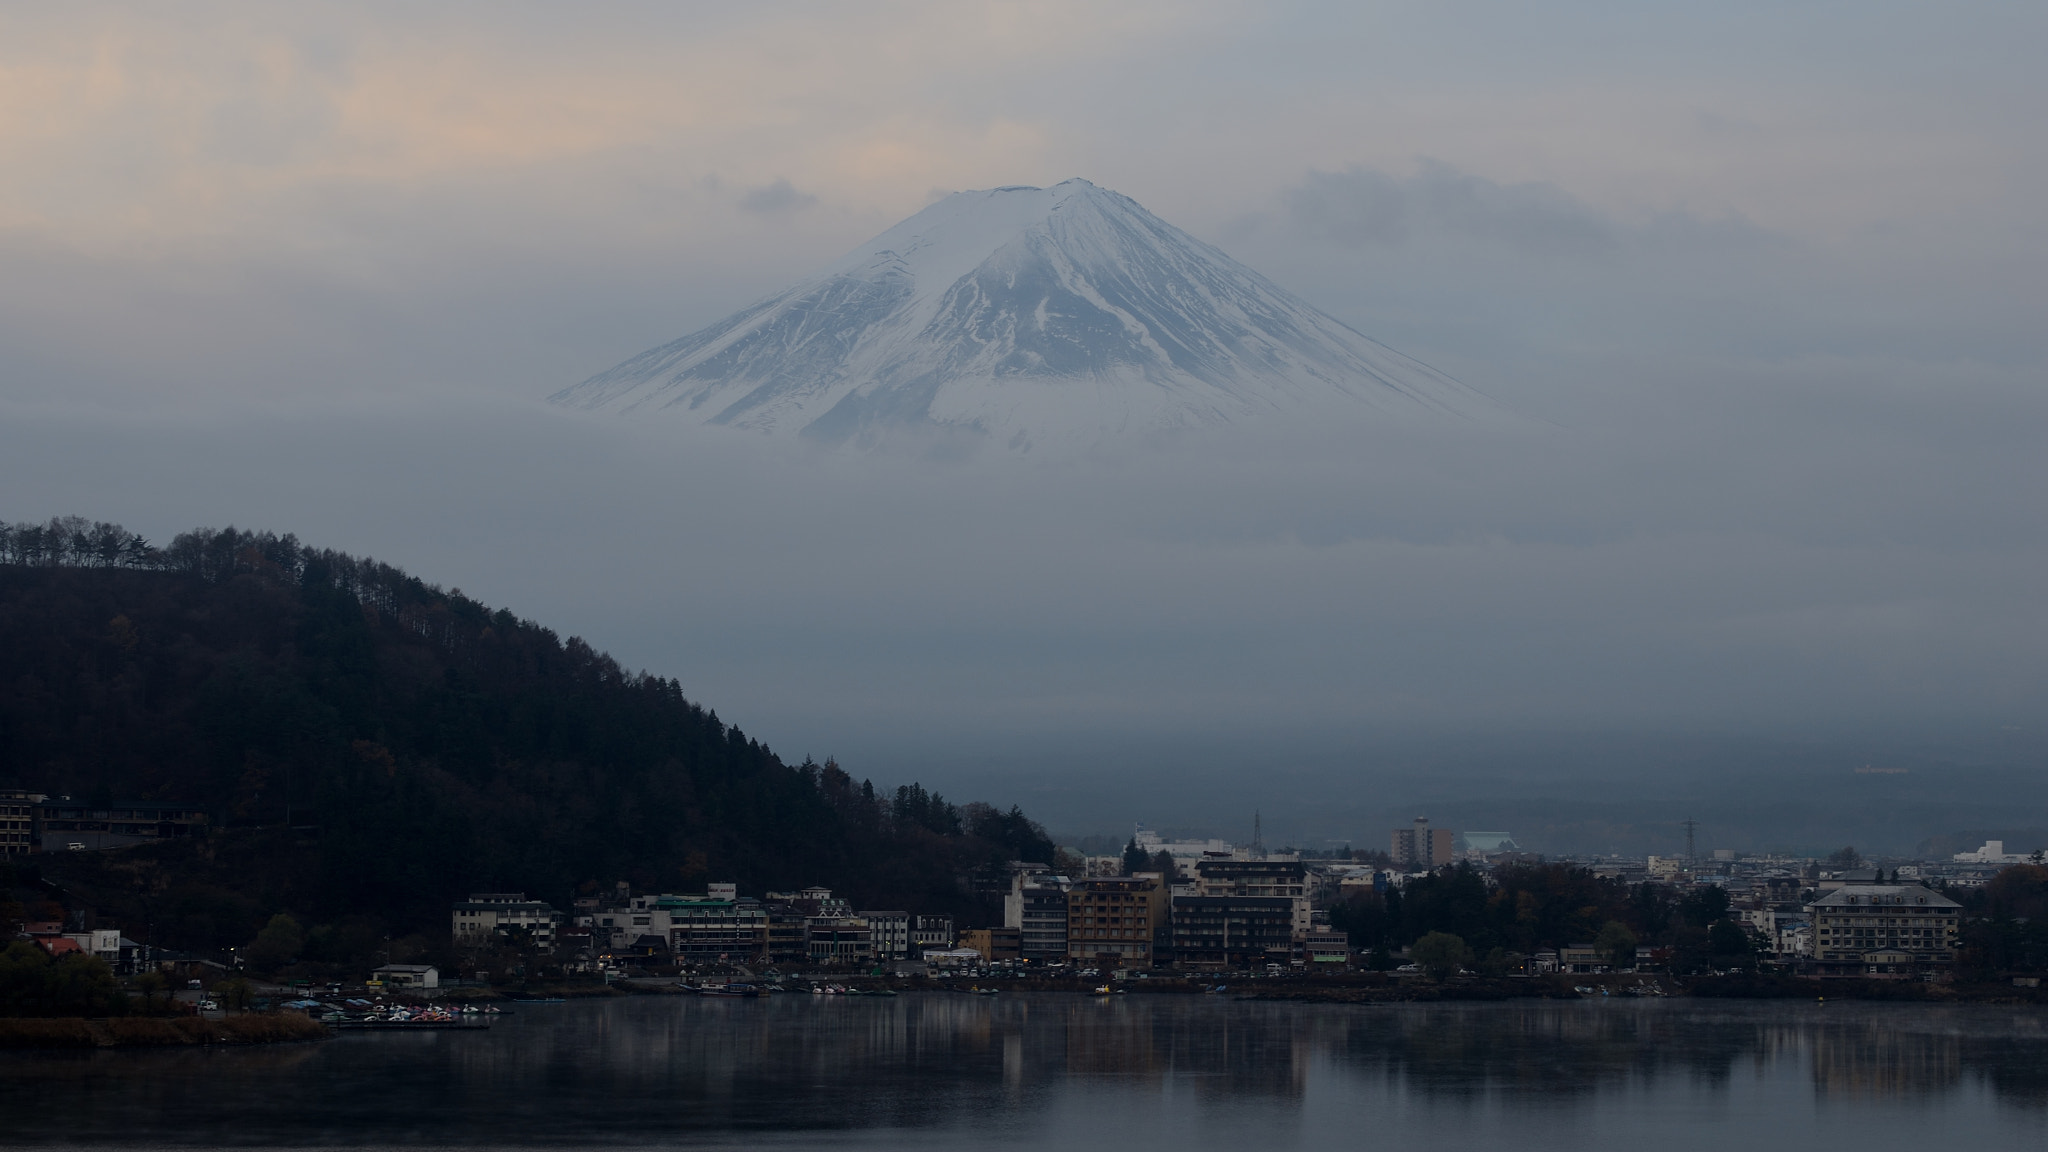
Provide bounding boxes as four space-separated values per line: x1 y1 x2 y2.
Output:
1683 818 1698 869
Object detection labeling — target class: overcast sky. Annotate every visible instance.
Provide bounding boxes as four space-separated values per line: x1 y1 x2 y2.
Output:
2 2 2043 844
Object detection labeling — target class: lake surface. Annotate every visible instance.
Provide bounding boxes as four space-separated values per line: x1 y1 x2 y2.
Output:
6 994 2048 1149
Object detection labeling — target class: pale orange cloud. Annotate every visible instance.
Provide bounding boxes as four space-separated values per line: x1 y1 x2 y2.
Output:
0 2 1210 253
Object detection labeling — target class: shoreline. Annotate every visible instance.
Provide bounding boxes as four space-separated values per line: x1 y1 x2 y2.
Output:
0 1014 331 1050
1226 974 2048 1005
591 972 2048 1005
372 971 2048 1010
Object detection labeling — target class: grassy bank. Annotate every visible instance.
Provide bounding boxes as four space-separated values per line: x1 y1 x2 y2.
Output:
0 1013 330 1049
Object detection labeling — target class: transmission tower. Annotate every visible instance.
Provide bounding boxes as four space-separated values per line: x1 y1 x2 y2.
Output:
1683 817 1698 868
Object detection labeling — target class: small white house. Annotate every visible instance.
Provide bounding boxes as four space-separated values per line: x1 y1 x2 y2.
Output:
371 964 439 989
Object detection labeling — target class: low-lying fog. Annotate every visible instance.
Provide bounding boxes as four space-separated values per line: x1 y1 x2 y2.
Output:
3 376 2040 856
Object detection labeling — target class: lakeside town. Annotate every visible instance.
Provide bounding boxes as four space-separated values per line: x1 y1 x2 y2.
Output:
11 790 2048 1013
435 820 2026 984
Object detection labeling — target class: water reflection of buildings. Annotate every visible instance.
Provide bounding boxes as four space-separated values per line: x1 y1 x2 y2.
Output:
321 995 2048 1143
1804 1006 2048 1107
1324 1003 1773 1102
472 996 1331 1113
435 998 2048 1123
1298 1002 2026 1111
21 997 2048 1146
1059 1000 1315 1101
1809 1020 1960 1100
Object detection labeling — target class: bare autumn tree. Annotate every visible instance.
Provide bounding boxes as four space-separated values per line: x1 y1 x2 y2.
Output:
0 516 155 568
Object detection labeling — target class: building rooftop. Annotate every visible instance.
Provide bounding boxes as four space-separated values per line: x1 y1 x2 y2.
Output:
452 898 555 912
1810 884 1960 909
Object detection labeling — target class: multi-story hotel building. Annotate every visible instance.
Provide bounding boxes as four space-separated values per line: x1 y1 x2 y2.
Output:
1194 858 1312 940
1807 884 1960 975
1067 874 1168 968
1169 894 1296 969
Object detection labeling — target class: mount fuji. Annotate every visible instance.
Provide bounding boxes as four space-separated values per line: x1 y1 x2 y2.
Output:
553 179 1491 450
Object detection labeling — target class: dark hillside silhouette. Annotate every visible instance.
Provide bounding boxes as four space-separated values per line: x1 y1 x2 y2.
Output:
0 517 1053 951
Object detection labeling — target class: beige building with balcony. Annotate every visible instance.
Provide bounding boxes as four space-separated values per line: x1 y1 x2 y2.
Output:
1807 884 1960 975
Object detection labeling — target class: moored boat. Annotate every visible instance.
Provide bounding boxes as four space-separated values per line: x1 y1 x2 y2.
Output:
689 983 760 998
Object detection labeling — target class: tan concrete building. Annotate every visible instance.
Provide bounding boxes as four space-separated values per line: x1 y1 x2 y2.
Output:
1392 818 1456 871
1067 874 1168 968
960 927 1022 963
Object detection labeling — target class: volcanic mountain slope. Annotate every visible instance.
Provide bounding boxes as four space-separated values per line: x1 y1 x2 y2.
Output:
554 179 1491 450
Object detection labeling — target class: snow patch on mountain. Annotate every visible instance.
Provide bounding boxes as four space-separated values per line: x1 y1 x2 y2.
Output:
553 179 1493 451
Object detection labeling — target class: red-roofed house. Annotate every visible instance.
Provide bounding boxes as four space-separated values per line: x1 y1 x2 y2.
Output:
36 935 83 957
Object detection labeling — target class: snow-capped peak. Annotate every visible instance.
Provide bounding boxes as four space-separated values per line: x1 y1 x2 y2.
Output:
552 179 1491 451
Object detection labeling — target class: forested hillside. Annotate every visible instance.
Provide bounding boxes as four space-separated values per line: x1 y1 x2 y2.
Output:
0 517 1053 954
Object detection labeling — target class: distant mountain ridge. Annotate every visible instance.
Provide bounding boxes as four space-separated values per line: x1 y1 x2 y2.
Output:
553 179 1490 451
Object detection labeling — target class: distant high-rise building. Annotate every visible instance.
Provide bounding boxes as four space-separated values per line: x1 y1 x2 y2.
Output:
1391 818 1455 871
1193 858 1311 941
1004 872 1073 961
